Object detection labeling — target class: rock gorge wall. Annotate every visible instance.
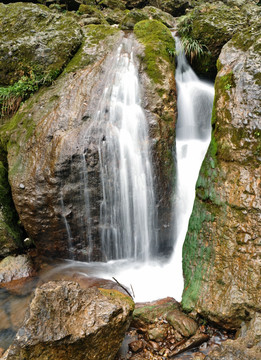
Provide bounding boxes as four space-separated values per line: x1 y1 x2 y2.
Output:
182 19 261 331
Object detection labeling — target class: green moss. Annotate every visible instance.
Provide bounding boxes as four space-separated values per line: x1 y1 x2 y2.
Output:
99 288 135 310
134 20 175 85
182 199 214 311
133 301 179 325
63 25 120 73
253 72 261 86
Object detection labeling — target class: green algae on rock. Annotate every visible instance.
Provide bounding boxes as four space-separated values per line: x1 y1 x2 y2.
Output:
182 22 261 330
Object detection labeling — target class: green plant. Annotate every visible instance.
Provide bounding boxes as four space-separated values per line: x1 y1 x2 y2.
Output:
0 69 60 118
181 36 207 61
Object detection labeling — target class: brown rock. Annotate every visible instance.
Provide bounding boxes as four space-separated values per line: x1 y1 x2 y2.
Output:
206 312 261 360
147 325 167 341
129 339 144 353
169 330 209 357
4 281 134 360
166 309 198 337
182 21 261 329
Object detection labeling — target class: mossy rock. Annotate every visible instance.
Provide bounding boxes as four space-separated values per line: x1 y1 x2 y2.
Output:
120 9 148 29
134 19 175 84
101 8 127 25
0 2 83 86
182 20 261 328
132 299 179 327
177 1 260 78
121 6 175 30
149 0 190 16
64 24 121 73
100 0 126 10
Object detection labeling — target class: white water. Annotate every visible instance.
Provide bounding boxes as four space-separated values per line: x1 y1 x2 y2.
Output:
98 38 157 261
60 36 214 303
170 38 214 300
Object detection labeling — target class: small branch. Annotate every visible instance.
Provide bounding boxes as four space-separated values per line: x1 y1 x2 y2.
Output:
112 277 134 299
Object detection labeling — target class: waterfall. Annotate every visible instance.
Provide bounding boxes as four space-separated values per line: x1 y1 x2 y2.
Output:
60 36 214 303
82 36 157 262
98 37 157 261
170 37 214 299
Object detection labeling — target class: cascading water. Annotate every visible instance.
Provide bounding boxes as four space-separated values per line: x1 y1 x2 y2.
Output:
57 36 214 303
170 37 214 299
97 38 157 261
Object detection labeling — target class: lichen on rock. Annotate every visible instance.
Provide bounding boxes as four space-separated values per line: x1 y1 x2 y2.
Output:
0 2 83 86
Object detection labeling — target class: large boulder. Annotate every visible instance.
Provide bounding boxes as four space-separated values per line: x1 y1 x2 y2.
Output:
0 2 83 86
182 23 261 329
2 24 122 260
2 19 176 259
3 281 134 360
149 0 190 16
177 1 260 78
120 6 176 29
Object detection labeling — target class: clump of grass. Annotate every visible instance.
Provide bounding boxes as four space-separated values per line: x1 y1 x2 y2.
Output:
0 69 60 118
181 36 207 62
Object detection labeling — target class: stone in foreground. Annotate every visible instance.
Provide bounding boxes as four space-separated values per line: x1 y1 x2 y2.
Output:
3 281 134 360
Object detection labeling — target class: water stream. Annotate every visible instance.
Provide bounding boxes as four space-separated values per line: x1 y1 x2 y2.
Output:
61 35 214 303
97 38 157 261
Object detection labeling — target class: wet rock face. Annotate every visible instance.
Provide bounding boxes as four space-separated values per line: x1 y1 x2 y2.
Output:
117 298 212 359
207 312 261 360
6 25 122 260
182 24 261 329
4 19 176 260
3 281 134 360
134 20 177 253
0 2 82 86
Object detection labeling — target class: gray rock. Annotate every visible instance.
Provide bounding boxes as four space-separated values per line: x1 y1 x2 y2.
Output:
166 309 198 337
206 313 261 360
0 255 33 284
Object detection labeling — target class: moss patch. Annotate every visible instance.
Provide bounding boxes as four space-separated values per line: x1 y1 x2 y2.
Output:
134 20 175 85
99 288 135 311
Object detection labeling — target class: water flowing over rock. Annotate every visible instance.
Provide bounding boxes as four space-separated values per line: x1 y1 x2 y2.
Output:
4 19 176 260
182 22 261 329
2 281 134 360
